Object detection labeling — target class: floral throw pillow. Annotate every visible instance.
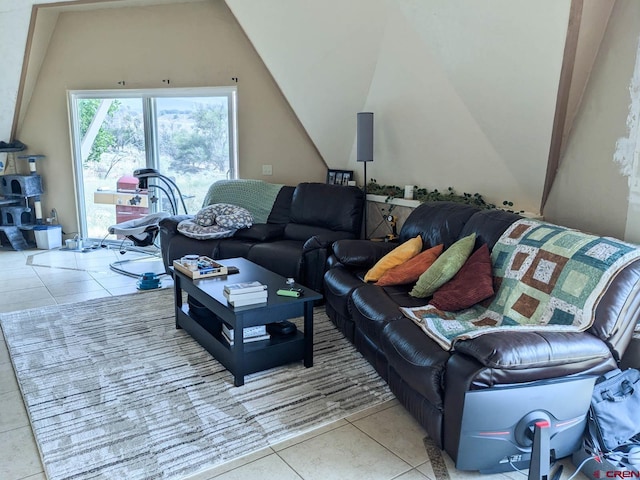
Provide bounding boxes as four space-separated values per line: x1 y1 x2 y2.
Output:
194 203 253 229
178 203 253 240
193 205 218 227
177 221 236 240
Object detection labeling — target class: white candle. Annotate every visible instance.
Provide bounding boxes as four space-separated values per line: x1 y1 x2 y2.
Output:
404 185 414 199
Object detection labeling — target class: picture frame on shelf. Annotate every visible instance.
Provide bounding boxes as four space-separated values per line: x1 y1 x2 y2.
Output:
326 169 354 186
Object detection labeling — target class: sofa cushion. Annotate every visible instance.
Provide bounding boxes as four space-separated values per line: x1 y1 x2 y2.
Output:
289 182 364 234
410 233 476 298
398 201 480 248
215 238 256 259
429 244 494 311
248 240 303 279
460 208 522 250
266 186 295 224
364 236 423 283
376 244 443 287
233 224 285 242
284 223 338 242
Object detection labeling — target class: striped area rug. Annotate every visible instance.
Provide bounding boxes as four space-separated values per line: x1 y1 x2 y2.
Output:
0 290 394 480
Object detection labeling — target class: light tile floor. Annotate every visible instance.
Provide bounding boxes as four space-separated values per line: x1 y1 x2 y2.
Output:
0 247 584 480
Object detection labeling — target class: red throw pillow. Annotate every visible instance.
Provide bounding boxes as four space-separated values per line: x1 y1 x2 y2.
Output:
429 244 493 311
375 244 444 287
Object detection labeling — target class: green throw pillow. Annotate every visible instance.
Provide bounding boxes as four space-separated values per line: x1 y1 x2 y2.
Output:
410 233 476 298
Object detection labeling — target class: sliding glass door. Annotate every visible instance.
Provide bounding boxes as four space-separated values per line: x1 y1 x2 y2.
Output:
68 87 237 241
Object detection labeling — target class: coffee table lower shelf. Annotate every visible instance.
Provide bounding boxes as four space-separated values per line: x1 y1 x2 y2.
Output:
178 305 305 385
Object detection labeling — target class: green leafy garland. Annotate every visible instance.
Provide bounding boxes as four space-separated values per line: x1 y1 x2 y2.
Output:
366 179 517 211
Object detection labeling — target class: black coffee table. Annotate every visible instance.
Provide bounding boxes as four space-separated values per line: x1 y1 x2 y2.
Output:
171 257 323 386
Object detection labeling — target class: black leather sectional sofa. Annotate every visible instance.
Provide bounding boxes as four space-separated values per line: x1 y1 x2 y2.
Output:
323 201 640 465
159 181 364 293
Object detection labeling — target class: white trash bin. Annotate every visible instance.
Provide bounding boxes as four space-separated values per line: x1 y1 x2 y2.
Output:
34 225 62 249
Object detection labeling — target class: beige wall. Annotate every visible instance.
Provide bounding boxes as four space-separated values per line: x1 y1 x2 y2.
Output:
562 0 615 154
544 0 640 238
15 0 326 236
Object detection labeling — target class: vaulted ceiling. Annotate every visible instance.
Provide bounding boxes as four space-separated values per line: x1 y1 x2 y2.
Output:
0 0 617 215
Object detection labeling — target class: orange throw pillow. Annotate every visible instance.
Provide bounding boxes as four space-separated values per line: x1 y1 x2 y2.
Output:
375 244 444 286
364 235 423 282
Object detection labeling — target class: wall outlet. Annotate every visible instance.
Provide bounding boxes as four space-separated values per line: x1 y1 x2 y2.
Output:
262 164 273 176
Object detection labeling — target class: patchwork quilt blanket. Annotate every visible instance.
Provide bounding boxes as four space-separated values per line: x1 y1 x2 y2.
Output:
401 218 640 350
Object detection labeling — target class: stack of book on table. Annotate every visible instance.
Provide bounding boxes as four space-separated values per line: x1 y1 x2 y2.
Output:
223 281 268 307
221 323 270 346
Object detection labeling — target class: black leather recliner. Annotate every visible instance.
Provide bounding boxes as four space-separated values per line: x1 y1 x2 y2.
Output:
159 182 364 293
324 201 640 463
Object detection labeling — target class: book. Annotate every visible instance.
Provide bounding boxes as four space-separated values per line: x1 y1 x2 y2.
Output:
221 329 270 346
222 323 267 338
223 290 269 302
227 296 268 308
223 281 267 294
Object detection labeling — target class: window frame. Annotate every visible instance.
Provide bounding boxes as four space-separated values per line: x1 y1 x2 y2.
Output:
67 86 238 238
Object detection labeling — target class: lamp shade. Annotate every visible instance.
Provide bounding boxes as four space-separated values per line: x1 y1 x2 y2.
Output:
357 112 374 162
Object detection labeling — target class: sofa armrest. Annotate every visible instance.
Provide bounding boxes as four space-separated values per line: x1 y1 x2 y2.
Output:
159 215 192 236
159 215 193 268
301 233 361 293
303 232 357 252
453 331 612 370
331 239 396 268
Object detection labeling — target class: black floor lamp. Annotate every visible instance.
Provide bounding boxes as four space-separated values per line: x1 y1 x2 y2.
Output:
357 112 374 239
